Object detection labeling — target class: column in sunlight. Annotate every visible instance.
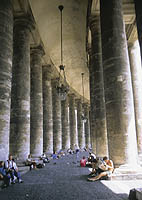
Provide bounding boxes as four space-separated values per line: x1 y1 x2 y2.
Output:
84 103 91 150
128 40 142 158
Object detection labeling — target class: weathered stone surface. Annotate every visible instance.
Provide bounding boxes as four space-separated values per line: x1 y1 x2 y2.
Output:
88 49 96 153
42 65 53 154
10 17 33 160
128 41 142 156
69 94 77 150
52 79 62 153
89 15 108 157
100 0 138 165
61 96 70 150
30 45 44 157
84 103 91 150
0 0 13 161
76 99 84 149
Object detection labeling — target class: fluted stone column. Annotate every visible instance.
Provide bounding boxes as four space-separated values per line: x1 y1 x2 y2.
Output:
10 17 33 160
0 0 13 161
84 104 91 150
134 0 142 59
61 97 70 150
76 99 84 149
128 41 142 157
88 49 96 153
90 15 108 158
52 80 62 152
100 0 138 166
69 94 77 150
30 46 44 157
42 65 53 154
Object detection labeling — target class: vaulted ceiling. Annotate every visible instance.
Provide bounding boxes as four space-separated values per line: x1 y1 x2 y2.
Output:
13 0 138 102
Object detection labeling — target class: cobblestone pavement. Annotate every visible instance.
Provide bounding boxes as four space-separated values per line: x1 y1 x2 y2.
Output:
0 152 131 200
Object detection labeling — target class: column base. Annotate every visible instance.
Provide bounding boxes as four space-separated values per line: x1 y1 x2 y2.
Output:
111 164 142 180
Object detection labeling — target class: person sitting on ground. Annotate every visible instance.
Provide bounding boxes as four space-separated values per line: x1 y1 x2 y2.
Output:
86 153 96 167
5 155 23 184
80 156 87 167
0 161 11 188
52 151 58 159
25 154 37 170
88 156 114 181
40 153 49 163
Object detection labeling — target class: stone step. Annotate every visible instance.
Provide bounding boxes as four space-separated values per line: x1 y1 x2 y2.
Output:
111 173 142 180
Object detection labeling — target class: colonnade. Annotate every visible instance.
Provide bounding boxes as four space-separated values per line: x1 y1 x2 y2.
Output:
89 0 142 167
0 0 142 169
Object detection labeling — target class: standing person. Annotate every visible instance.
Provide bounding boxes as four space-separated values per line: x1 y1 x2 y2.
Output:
0 161 11 188
5 155 23 184
88 156 114 181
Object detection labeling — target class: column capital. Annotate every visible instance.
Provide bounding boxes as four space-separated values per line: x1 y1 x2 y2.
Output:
14 16 35 32
75 98 82 105
31 45 45 57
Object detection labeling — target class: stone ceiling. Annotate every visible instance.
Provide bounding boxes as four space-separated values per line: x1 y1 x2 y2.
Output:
13 0 138 102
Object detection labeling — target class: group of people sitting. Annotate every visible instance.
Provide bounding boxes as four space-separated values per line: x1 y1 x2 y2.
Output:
80 153 114 181
0 155 23 188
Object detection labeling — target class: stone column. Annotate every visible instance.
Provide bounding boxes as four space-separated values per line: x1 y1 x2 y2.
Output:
84 103 91 150
90 15 108 158
69 94 77 150
42 65 53 154
88 49 96 153
10 17 34 160
30 45 44 157
100 0 138 166
61 97 70 150
128 40 142 157
134 0 142 60
52 80 62 153
0 0 13 161
76 99 84 149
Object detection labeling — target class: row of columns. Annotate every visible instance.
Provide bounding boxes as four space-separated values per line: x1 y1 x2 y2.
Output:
0 0 91 161
89 0 142 167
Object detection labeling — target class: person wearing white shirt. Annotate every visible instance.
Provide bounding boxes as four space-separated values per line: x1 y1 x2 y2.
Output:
5 155 23 184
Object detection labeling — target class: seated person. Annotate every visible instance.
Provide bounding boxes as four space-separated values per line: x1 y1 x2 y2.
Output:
40 153 49 163
52 151 57 159
88 156 114 181
80 156 86 167
25 154 37 170
5 155 23 184
86 153 96 167
0 161 11 188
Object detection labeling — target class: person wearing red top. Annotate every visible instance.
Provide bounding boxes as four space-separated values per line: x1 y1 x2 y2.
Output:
80 156 86 167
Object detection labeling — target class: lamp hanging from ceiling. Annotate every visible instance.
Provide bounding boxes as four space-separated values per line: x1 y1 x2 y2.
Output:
56 5 69 101
81 73 87 123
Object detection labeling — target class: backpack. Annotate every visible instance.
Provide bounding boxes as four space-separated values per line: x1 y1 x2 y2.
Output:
129 189 137 200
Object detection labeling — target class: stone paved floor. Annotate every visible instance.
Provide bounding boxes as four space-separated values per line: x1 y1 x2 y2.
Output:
0 152 142 200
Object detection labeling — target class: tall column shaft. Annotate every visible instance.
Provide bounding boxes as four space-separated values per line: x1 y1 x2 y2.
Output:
42 65 53 154
61 97 70 150
76 99 84 149
128 41 142 156
84 104 91 150
0 0 13 161
69 94 77 150
88 50 96 153
90 15 108 157
30 46 44 157
52 80 62 152
10 17 33 160
100 0 138 166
